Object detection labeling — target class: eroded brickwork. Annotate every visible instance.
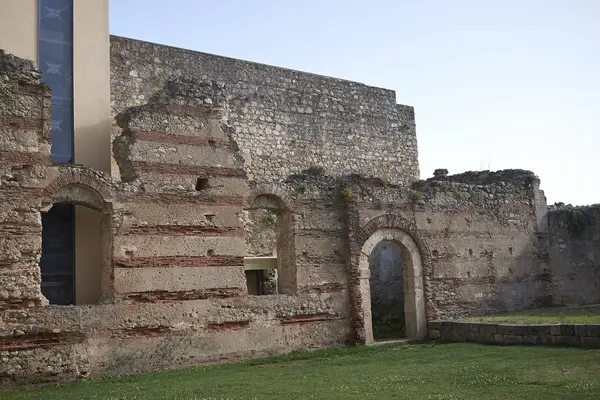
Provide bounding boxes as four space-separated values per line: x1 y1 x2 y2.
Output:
0 53 350 388
341 169 551 326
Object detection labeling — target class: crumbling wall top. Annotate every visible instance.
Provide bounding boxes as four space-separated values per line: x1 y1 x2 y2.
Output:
423 169 538 186
0 50 41 85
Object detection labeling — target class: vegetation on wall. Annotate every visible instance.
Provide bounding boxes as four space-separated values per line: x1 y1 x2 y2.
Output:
339 186 353 200
294 184 306 194
261 211 277 227
408 190 425 203
302 166 325 176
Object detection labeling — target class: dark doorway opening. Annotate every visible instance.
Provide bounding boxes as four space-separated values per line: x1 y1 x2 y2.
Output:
369 240 405 340
40 203 75 305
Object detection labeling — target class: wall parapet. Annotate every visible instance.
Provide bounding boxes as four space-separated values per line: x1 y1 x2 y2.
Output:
428 321 600 349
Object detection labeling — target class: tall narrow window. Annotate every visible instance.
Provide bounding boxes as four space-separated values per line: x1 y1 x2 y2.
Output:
39 0 74 163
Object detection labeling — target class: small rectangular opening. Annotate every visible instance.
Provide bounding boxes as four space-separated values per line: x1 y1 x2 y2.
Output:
244 257 277 295
195 178 209 191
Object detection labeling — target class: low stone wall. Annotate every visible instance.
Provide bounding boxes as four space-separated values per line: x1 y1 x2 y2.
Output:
428 321 600 348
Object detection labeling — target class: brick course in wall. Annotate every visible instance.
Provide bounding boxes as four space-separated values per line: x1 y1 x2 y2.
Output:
0 52 351 388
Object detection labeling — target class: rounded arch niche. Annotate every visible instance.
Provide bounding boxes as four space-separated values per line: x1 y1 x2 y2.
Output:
358 227 426 342
39 172 115 305
243 184 296 295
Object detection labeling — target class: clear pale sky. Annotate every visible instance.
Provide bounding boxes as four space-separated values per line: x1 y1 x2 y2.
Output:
110 0 599 206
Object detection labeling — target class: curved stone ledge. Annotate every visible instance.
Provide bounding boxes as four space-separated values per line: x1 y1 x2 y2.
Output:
428 321 600 349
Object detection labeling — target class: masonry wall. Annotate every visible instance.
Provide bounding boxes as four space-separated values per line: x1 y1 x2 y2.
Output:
109 36 419 186
0 53 351 388
548 205 600 305
1 45 576 389
343 170 550 322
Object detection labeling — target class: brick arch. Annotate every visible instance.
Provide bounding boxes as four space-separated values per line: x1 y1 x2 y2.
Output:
243 184 292 211
349 213 430 343
242 183 296 294
41 170 113 211
38 170 116 304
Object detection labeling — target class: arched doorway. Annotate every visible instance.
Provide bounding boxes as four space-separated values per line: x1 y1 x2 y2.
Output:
358 227 426 343
40 177 114 305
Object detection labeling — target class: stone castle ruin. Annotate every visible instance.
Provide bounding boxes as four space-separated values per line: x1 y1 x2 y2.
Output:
1 38 598 387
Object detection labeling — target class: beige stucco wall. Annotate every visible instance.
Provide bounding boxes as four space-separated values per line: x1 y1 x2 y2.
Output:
0 0 38 63
73 0 111 173
73 0 111 304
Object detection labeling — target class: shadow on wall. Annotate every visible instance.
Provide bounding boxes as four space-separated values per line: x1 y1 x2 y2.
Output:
548 205 600 305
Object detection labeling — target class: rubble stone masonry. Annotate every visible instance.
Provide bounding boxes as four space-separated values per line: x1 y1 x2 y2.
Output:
0 51 350 388
0 39 598 389
109 36 419 185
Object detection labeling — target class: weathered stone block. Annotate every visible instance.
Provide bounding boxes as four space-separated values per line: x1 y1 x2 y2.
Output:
526 325 551 336
579 324 600 337
498 324 528 336
549 324 562 336
560 325 577 337
503 334 524 344
557 336 581 346
440 328 458 342
478 323 499 335
427 321 444 330
580 337 600 349
428 329 440 339
493 333 505 343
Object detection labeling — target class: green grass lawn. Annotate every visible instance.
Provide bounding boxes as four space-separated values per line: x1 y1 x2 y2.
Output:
4 342 600 400
468 304 600 324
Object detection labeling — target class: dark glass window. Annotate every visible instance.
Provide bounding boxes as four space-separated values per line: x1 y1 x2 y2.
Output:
38 0 74 163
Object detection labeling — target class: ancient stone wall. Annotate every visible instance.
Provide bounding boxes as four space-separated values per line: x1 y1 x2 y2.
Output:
0 52 351 388
109 36 419 185
341 168 550 340
2 45 587 389
548 205 600 305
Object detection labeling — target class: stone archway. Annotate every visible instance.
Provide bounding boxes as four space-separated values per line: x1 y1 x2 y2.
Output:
350 214 427 343
40 171 115 304
359 228 426 342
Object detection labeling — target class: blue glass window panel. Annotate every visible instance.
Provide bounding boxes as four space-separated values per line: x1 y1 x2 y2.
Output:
39 0 73 44
38 40 72 101
49 103 73 163
38 0 73 164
